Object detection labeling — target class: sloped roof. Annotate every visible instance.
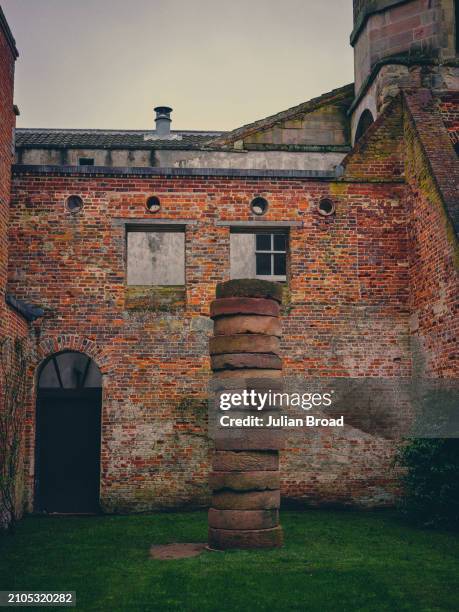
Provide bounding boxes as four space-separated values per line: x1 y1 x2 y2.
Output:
209 83 355 147
16 83 355 152
15 129 224 150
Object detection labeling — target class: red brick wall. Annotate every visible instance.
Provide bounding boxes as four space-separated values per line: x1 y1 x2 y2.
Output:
344 97 404 180
0 14 24 342
437 92 459 148
0 13 31 526
8 170 411 510
404 94 459 378
0 14 16 336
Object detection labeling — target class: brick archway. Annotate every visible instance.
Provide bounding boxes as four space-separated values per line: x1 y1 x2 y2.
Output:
24 335 112 512
33 335 111 376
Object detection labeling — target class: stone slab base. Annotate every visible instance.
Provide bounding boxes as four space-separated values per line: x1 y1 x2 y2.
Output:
208 508 279 530
208 526 283 549
149 543 207 560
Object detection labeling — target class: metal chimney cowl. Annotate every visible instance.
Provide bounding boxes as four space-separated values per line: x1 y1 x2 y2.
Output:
154 106 172 136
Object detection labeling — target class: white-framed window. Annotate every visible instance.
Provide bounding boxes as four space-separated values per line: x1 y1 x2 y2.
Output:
126 226 185 286
255 233 287 279
230 231 287 282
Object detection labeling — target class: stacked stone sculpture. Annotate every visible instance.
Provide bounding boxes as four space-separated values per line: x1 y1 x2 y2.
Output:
208 279 284 550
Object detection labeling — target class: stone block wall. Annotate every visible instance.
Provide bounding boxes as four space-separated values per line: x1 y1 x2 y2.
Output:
353 0 456 93
243 105 349 147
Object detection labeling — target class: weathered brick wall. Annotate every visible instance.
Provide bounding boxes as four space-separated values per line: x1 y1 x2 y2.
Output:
437 92 459 148
0 12 31 526
0 12 24 343
0 11 17 337
404 93 459 378
0 309 29 526
344 97 404 179
8 170 411 511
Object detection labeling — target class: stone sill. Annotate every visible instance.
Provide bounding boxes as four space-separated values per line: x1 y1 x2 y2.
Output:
125 285 185 312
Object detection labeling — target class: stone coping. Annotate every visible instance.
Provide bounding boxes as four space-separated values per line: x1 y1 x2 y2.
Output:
12 164 336 180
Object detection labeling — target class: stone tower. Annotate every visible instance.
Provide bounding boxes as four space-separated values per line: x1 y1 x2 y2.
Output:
350 0 459 141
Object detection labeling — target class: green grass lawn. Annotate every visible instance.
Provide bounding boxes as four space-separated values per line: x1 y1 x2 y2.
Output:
1 510 458 612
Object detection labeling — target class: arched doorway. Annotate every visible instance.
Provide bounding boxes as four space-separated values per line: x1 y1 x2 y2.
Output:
355 109 375 143
35 351 102 513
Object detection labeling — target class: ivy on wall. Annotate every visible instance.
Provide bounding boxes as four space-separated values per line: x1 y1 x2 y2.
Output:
0 336 28 531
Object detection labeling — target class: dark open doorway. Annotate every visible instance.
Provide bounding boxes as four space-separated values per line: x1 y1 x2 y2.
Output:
35 351 102 514
355 109 375 143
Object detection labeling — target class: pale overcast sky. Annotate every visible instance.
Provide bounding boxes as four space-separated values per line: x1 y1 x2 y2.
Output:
2 0 354 131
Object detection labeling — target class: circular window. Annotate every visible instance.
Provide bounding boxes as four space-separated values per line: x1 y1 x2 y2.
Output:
250 197 268 216
317 198 335 216
66 195 84 214
146 196 161 213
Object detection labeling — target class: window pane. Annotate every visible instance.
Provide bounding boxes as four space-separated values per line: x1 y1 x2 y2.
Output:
84 360 103 388
256 253 272 275
38 359 60 388
57 352 91 389
274 253 286 275
39 352 102 389
273 234 286 251
256 234 271 251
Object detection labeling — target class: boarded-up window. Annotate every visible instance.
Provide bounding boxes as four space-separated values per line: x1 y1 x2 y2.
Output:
127 229 185 286
230 234 257 279
230 231 287 281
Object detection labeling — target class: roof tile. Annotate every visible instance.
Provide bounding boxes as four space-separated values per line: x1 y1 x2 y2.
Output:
15 129 223 150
